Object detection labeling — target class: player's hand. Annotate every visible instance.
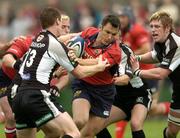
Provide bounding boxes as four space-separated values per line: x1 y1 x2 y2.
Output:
53 66 67 78
68 47 78 61
130 55 140 72
49 86 60 97
96 55 110 71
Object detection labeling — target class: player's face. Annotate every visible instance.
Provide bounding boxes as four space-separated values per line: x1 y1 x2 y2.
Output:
61 19 70 35
99 23 119 45
57 18 63 37
149 20 169 43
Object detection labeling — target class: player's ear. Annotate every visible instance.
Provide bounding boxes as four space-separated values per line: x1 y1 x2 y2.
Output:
56 18 61 26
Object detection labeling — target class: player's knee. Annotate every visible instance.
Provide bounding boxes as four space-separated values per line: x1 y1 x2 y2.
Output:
4 113 15 126
73 118 87 130
130 119 142 130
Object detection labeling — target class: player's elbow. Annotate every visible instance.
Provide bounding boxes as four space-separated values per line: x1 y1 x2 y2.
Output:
2 54 9 65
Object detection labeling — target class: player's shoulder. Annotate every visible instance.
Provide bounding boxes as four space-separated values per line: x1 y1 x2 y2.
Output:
81 27 99 38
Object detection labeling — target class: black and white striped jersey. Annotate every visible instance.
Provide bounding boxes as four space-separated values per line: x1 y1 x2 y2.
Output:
151 32 180 89
19 30 77 91
118 44 144 89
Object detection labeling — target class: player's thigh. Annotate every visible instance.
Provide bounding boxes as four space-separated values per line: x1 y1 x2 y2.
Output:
72 98 90 120
41 111 79 137
16 128 36 138
131 104 148 125
105 105 126 126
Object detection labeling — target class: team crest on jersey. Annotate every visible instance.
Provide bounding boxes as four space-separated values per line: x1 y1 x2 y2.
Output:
73 90 82 97
94 49 100 55
37 35 44 42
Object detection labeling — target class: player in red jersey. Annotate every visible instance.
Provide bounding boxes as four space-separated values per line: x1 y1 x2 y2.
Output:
96 6 170 138
0 36 32 138
69 14 121 138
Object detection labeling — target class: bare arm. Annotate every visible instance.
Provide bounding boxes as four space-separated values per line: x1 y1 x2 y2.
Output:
139 67 171 80
58 32 82 44
138 52 158 64
71 55 110 78
75 58 98 66
130 55 171 79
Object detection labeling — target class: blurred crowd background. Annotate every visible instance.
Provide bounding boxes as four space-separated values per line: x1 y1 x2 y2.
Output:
0 0 180 43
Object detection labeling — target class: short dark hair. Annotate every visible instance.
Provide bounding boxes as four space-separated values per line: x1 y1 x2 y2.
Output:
101 14 121 29
40 7 61 29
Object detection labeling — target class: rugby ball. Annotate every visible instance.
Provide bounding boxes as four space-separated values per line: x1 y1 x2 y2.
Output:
67 36 85 58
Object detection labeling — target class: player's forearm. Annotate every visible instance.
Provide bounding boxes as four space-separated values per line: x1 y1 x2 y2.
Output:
137 52 156 63
58 32 81 44
139 66 171 80
76 58 98 66
72 64 105 78
139 69 162 79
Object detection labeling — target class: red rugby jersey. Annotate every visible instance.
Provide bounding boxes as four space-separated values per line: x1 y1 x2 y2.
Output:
81 27 121 85
2 36 32 79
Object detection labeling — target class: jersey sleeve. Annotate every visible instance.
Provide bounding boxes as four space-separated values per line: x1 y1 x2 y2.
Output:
6 36 32 59
48 35 78 72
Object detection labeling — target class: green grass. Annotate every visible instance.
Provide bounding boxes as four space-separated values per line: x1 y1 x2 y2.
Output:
1 118 179 138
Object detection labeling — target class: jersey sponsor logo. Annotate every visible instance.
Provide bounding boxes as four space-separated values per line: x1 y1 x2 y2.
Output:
31 41 45 48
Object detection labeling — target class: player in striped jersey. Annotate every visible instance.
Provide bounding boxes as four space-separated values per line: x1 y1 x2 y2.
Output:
131 11 180 138
11 7 108 138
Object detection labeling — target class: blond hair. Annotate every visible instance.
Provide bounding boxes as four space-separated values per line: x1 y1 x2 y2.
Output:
61 14 70 21
149 11 174 32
